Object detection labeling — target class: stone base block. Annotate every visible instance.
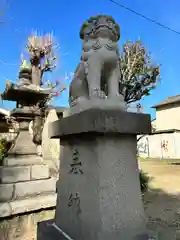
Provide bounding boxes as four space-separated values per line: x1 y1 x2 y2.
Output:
0 183 14 202
3 155 43 166
0 178 57 202
50 108 151 139
0 164 49 183
0 165 31 183
49 108 152 240
31 164 49 180
8 129 37 155
14 178 56 198
54 136 149 239
0 193 57 218
49 108 151 240
64 98 127 117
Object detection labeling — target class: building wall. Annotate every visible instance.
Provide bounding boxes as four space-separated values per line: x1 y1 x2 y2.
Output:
137 132 180 159
151 119 156 132
41 109 60 177
156 103 180 130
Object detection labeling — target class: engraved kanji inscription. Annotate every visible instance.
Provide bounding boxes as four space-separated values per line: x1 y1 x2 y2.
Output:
69 147 83 174
68 192 81 215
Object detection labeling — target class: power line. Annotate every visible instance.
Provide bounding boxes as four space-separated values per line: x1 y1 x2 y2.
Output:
109 0 180 35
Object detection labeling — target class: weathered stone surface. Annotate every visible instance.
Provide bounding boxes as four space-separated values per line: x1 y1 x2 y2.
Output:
0 203 11 217
54 135 148 239
49 108 151 139
63 98 126 117
2 87 51 105
0 184 14 202
19 120 30 130
14 178 56 198
0 166 30 183
42 109 60 161
3 155 43 166
8 129 37 155
10 193 57 215
31 165 49 180
0 193 57 218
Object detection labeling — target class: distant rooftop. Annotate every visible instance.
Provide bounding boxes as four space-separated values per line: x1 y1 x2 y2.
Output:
152 95 180 108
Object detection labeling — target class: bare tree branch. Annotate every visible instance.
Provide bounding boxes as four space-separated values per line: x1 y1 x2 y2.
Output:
23 31 59 86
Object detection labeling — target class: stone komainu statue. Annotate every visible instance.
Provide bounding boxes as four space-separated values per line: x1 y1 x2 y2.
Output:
69 15 122 106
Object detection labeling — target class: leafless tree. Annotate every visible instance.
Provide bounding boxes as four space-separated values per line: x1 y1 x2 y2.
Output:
25 31 59 86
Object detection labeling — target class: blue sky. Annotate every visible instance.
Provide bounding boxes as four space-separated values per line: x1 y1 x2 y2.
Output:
0 0 180 119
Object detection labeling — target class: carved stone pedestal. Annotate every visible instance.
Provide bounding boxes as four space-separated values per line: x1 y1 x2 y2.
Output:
8 118 37 155
37 107 151 240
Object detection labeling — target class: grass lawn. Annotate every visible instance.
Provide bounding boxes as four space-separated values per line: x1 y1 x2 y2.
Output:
140 158 180 239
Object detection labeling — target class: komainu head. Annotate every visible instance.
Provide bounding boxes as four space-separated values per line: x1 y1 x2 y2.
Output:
80 15 120 41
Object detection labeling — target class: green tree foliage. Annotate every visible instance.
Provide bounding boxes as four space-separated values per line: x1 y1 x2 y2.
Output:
119 40 160 104
0 138 11 162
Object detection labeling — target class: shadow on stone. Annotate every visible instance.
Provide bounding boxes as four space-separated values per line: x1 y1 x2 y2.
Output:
37 220 68 240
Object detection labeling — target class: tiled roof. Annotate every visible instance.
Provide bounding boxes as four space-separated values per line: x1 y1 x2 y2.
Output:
152 95 180 108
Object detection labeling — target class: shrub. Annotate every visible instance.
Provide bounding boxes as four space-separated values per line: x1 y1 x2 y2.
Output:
0 138 12 163
139 170 149 193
